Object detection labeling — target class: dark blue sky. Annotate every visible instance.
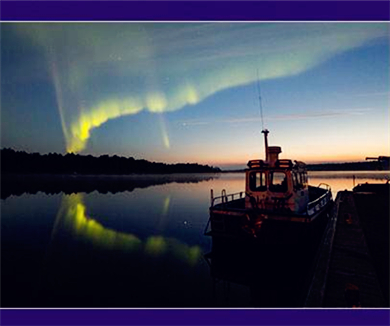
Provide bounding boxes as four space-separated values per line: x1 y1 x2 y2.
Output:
1 23 389 167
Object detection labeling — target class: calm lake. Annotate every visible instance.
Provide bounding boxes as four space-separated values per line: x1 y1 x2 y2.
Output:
1 171 389 308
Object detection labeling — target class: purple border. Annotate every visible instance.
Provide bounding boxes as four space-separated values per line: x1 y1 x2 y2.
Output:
0 1 389 325
0 1 389 21
1 309 390 325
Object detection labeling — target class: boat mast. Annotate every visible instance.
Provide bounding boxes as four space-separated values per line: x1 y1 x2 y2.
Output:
256 70 268 161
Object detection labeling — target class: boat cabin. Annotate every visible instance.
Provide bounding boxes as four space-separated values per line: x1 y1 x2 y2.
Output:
206 128 332 240
245 145 310 214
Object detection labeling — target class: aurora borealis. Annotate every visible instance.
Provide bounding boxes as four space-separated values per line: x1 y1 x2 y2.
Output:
1 23 389 167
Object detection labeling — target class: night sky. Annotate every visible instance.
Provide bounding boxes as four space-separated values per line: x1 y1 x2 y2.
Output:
1 23 389 168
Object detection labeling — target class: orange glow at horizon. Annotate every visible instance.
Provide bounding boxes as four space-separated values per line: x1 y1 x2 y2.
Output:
178 145 390 167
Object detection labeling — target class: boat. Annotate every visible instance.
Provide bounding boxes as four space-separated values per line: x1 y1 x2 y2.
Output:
205 129 333 242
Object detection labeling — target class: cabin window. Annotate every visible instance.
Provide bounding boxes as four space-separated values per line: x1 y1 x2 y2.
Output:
293 171 307 190
299 172 308 187
249 172 267 192
293 172 303 190
269 172 288 193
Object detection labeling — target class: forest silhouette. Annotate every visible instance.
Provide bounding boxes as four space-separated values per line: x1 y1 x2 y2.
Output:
1 148 221 175
1 148 219 199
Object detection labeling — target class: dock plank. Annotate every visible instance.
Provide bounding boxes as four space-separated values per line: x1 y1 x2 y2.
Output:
323 191 386 307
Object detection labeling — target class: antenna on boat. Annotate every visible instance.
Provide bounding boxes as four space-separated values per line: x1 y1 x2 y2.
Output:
256 69 269 161
256 69 265 131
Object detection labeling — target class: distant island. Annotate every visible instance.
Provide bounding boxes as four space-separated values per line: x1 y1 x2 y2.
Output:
1 148 221 175
306 160 389 171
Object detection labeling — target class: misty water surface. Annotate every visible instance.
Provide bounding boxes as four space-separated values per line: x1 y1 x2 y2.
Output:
1 171 388 307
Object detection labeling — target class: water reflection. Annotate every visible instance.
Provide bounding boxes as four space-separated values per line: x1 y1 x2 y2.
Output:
53 193 141 250
1 173 215 199
309 171 389 194
1 171 388 307
27 191 211 307
52 193 202 266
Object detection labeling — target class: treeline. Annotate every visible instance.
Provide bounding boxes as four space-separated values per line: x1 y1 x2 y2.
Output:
307 160 389 171
0 148 221 174
224 159 390 172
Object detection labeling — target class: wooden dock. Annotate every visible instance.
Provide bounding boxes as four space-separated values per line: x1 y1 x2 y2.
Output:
305 183 389 307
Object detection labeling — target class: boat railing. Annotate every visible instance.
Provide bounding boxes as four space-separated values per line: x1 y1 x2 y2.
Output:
307 183 332 216
317 183 331 191
210 189 245 208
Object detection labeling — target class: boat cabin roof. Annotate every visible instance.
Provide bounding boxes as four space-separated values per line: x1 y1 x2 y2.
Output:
247 159 307 173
